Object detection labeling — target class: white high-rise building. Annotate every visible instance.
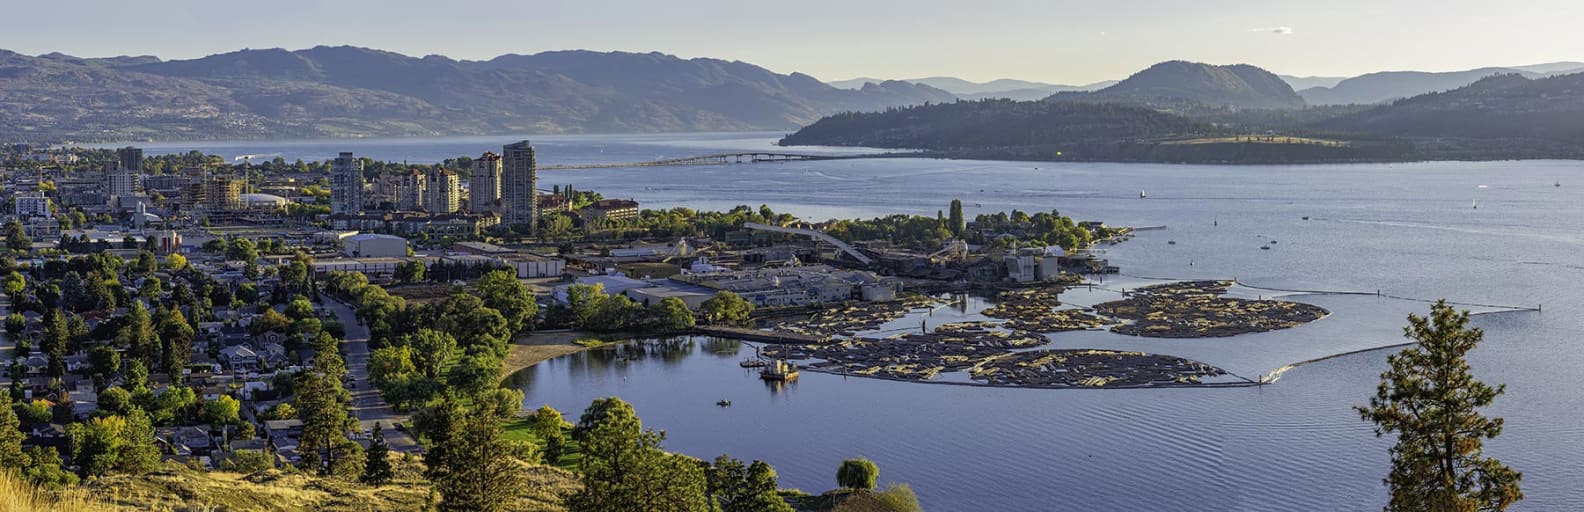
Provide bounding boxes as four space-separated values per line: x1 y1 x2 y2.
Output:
106 165 138 198
502 140 538 235
330 152 364 214
470 151 501 213
424 169 461 213
14 193 51 218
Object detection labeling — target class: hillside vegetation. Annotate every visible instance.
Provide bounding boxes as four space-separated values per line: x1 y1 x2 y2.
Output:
0 46 954 141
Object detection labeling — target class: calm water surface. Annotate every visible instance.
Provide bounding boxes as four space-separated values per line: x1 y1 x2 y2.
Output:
143 134 1584 511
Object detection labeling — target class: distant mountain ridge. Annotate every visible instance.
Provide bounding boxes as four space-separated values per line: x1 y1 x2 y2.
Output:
0 46 955 141
1310 72 1584 144
827 76 1115 101
1048 61 1306 109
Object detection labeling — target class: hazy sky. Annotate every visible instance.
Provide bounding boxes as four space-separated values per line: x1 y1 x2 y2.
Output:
7 0 1582 84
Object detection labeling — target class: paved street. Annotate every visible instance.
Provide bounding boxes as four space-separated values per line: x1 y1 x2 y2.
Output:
322 296 409 431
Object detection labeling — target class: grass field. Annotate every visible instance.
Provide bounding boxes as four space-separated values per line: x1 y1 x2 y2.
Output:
502 418 583 471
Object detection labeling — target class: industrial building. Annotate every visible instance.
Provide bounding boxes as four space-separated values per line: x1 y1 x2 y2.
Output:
342 233 409 258
671 265 898 308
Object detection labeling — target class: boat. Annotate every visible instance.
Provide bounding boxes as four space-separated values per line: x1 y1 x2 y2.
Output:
739 358 766 368
1167 240 1176 245
1140 190 1147 199
1473 199 1478 209
1302 216 1310 220
716 400 732 407
1556 181 1562 187
760 359 800 381
1260 245 1271 250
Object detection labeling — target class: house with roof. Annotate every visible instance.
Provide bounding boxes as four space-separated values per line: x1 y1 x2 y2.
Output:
218 345 259 372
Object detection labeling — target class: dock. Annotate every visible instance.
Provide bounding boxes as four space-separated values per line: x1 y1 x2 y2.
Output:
692 326 829 344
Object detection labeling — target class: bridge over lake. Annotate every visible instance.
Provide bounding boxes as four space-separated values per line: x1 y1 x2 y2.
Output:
539 151 888 171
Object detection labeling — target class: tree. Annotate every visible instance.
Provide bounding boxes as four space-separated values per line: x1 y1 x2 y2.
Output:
567 397 711 512
202 396 242 426
3 220 30 251
156 306 195 379
531 405 570 463
649 297 696 332
295 349 353 474
402 329 457 380
129 251 158 277
701 291 754 327
118 301 158 367
429 294 512 357
0 391 25 470
138 276 162 300
88 345 121 385
4 313 23 340
565 283 608 329
948 199 965 237
423 398 529 512
1357 300 1523 511
475 270 537 334
447 353 503 397
40 309 67 378
707 455 795 512
98 387 133 416
396 259 426 284
362 422 394 485
163 253 188 271
837 458 879 490
251 308 292 335
2 271 23 296
221 449 274 473
117 408 161 474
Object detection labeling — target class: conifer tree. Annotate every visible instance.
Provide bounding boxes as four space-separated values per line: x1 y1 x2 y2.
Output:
1357 300 1523 511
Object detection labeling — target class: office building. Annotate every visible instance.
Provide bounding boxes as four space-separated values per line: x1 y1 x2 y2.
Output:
106 164 138 198
14 194 51 218
502 140 539 235
116 146 143 173
330 152 364 214
470 151 501 213
393 170 426 211
424 169 461 213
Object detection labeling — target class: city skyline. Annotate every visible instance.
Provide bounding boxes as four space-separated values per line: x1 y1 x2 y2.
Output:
5 0 1582 85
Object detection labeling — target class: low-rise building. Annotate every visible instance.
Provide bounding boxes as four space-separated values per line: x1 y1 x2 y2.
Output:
578 198 639 223
343 233 408 258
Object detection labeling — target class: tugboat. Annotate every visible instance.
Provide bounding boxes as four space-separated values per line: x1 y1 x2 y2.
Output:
760 359 800 381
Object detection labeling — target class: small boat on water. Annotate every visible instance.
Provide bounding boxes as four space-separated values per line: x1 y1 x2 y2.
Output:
1260 245 1271 250
739 358 766 368
1473 199 1479 209
1167 240 1176 245
1140 190 1148 199
716 400 732 407
1556 181 1562 187
1302 216 1310 220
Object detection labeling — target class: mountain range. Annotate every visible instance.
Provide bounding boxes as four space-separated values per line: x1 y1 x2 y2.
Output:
827 77 1115 101
0 46 956 141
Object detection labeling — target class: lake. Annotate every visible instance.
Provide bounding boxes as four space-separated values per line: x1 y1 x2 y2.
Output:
140 134 1584 511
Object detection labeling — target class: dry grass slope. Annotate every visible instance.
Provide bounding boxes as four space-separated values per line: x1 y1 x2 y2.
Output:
0 470 109 512
49 457 579 512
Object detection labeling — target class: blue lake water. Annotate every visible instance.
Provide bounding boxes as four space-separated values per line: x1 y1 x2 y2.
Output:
137 134 1584 511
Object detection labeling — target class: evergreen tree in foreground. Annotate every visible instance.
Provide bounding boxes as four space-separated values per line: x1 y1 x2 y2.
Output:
361 422 393 485
567 397 710 512
422 396 529 512
1357 300 1522 511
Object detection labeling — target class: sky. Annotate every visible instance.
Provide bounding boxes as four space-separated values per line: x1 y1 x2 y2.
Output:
6 0 1583 85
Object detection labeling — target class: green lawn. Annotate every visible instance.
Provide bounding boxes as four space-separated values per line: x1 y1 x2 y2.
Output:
502 417 582 471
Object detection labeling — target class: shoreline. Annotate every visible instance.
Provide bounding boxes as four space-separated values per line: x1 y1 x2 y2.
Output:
500 331 592 381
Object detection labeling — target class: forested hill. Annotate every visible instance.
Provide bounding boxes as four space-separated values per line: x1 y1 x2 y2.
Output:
777 99 1211 150
0 46 956 141
1047 61 1306 110
1309 73 1584 144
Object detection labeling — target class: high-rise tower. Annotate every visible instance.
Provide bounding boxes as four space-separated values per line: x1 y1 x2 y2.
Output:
330 152 364 214
470 151 502 213
502 141 539 235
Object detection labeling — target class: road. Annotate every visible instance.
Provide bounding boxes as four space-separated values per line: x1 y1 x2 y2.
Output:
322 296 409 430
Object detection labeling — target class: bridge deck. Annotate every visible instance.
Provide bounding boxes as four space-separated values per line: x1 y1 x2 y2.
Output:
539 151 877 171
